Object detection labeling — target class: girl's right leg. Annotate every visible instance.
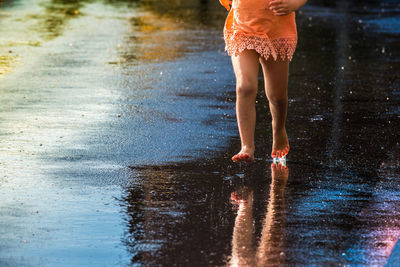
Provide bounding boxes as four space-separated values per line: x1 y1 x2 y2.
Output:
231 49 260 162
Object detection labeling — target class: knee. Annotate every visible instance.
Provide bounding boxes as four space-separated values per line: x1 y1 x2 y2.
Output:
268 94 287 106
236 83 257 98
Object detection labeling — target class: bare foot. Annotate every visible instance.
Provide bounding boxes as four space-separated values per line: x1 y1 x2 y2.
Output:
270 162 289 196
271 128 290 158
232 146 255 163
271 162 289 176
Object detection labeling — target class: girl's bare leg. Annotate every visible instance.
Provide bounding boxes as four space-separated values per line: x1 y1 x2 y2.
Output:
259 57 290 158
231 49 260 163
256 163 288 266
229 187 256 266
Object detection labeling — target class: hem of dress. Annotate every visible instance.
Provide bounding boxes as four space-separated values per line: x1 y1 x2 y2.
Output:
223 29 297 61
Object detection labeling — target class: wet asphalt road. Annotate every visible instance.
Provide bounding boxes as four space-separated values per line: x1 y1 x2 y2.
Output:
0 0 399 266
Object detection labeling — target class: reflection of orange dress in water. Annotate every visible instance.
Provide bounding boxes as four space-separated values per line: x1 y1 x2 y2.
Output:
220 0 297 61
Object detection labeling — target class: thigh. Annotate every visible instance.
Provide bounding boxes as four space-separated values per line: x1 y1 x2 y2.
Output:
231 49 260 89
259 57 289 99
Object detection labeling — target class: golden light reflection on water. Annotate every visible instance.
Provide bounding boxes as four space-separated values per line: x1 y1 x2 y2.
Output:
0 53 19 76
139 0 224 27
115 0 225 64
118 11 186 63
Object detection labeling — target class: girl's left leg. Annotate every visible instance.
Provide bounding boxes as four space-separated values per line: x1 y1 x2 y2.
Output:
259 57 290 159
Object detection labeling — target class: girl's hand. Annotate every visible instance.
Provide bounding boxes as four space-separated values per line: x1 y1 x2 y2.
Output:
269 0 299 16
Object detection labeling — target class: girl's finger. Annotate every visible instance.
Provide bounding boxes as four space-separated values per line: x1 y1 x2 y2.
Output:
269 0 282 5
273 8 287 14
269 2 282 9
269 4 283 11
272 8 284 14
269 1 282 7
272 4 288 10
274 11 289 16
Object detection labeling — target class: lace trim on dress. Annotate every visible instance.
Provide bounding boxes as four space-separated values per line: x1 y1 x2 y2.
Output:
224 30 297 61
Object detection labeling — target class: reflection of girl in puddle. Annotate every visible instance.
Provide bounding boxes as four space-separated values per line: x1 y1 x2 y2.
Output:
228 163 289 266
219 0 307 162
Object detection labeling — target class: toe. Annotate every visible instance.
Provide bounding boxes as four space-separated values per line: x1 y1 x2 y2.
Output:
233 151 254 163
232 152 251 162
231 192 238 201
279 147 289 157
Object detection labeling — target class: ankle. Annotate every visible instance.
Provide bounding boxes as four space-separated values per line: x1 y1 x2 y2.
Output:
273 127 286 134
240 145 254 151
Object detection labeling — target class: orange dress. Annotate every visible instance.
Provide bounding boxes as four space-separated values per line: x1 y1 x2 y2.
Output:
219 0 297 61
